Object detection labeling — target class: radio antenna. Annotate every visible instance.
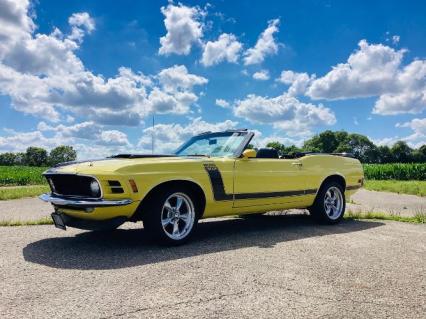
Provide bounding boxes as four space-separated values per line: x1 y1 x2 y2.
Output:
151 113 155 154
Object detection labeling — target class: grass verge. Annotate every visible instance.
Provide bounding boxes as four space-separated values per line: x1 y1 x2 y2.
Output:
0 216 53 226
364 180 426 197
345 210 425 224
0 185 50 200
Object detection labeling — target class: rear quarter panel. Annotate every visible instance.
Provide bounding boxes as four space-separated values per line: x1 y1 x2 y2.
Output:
300 155 364 202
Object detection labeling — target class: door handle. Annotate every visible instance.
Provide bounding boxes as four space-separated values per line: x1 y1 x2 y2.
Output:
292 162 302 166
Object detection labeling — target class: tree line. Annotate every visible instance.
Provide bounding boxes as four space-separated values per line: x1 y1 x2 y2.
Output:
0 146 77 166
266 130 426 163
1 130 425 166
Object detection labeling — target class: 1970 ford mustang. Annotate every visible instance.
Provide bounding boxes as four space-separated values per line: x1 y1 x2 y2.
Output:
40 130 364 245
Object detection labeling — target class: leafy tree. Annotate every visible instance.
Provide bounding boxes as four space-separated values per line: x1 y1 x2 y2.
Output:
377 145 393 163
340 134 379 163
14 152 27 165
49 145 77 165
266 142 285 153
303 130 387 163
412 144 426 163
303 130 347 153
390 141 413 163
0 152 17 166
25 147 48 166
266 142 301 156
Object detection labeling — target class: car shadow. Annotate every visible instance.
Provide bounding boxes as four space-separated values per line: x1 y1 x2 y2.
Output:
23 214 383 270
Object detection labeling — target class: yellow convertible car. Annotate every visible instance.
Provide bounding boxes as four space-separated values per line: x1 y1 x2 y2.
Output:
40 130 364 245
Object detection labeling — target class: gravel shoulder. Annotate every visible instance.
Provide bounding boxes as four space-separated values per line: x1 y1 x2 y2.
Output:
347 189 426 217
0 216 425 318
0 197 51 222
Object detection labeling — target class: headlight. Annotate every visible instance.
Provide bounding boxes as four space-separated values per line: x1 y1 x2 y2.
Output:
90 180 101 197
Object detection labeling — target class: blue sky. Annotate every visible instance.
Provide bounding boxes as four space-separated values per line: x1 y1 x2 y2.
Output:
0 0 425 158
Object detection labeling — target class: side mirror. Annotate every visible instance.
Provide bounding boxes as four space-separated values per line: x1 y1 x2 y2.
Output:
242 149 256 159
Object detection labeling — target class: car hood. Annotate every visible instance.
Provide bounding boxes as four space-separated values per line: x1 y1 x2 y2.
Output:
45 156 204 175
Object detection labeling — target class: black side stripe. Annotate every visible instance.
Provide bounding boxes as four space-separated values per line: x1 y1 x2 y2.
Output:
203 163 233 201
203 163 317 202
234 188 317 200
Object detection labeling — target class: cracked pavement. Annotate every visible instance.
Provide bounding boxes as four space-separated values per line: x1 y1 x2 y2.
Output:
0 215 425 318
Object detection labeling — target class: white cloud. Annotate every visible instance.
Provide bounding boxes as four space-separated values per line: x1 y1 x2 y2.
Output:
0 0 35 60
215 99 230 108
392 35 400 45
201 33 242 66
372 118 426 149
307 40 405 100
278 70 315 96
243 19 280 65
395 118 426 148
147 88 198 114
157 65 207 92
397 118 426 135
0 121 133 157
371 136 400 147
252 70 270 81
68 12 95 43
147 65 207 114
137 117 238 153
253 135 306 149
234 93 336 136
307 40 426 115
0 2 208 125
373 90 426 115
373 60 426 115
37 121 100 139
0 130 65 152
99 130 131 146
158 3 204 56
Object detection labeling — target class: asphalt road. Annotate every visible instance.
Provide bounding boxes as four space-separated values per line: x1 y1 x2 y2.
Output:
1 215 425 318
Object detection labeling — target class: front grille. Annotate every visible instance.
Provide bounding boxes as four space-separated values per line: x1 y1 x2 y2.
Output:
45 174 101 198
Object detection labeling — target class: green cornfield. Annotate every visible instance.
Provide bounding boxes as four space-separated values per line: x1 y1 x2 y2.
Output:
363 163 426 180
0 166 47 186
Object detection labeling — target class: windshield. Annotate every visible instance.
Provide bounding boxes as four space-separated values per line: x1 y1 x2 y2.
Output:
175 132 249 157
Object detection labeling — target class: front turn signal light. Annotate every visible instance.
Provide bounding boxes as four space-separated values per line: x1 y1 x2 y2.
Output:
129 179 138 193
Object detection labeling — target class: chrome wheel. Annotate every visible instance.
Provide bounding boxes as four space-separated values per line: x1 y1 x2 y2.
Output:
323 186 343 220
161 192 195 241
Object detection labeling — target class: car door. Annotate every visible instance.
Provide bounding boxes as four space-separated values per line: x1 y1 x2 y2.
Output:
233 157 308 208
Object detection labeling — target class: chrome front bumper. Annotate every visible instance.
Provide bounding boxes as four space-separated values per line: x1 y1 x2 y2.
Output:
39 193 133 208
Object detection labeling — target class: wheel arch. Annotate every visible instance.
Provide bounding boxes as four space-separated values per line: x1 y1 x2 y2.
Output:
315 174 346 198
131 179 206 221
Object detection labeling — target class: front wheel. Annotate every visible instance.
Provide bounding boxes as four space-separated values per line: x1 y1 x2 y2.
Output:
309 182 345 224
143 188 198 245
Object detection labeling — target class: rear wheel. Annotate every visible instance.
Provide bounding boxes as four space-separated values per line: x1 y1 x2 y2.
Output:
143 187 199 245
309 181 345 224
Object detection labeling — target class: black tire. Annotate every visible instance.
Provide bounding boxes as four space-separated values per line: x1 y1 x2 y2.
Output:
309 181 345 224
143 186 199 245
